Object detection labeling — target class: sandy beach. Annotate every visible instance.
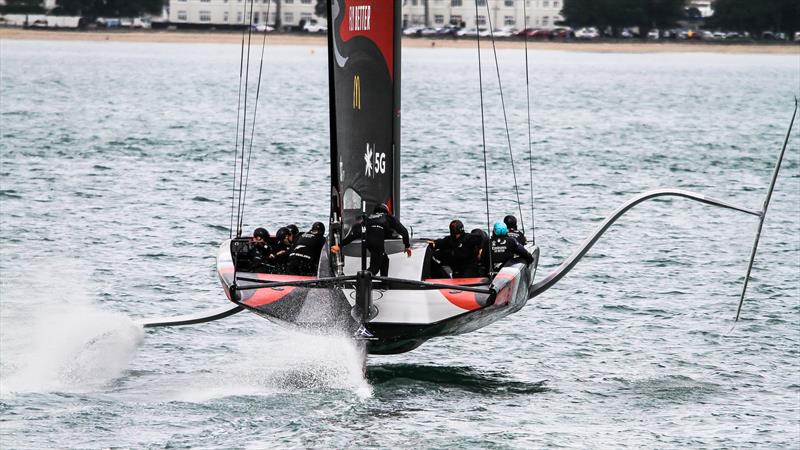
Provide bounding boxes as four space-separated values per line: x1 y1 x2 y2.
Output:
2 27 798 54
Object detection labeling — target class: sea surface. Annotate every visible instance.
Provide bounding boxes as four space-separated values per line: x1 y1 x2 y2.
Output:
1 38 798 448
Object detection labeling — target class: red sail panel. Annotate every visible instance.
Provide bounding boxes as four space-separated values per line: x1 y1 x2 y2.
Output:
338 0 395 80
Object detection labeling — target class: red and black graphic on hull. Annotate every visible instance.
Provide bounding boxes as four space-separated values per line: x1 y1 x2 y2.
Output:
235 274 317 308
233 273 354 330
491 272 517 306
424 278 492 310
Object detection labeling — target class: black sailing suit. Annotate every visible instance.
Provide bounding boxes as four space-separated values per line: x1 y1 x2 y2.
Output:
507 228 528 246
341 212 411 276
287 230 326 276
490 235 534 273
269 239 292 274
245 241 274 273
433 233 484 278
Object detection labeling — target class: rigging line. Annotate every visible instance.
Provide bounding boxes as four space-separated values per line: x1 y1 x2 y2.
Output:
483 1 525 235
235 0 256 237
475 0 492 272
238 0 273 223
522 0 535 244
230 0 250 239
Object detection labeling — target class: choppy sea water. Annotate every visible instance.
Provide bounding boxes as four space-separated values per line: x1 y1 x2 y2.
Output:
1 39 798 448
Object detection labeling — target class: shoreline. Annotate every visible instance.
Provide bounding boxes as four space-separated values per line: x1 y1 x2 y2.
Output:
2 28 798 54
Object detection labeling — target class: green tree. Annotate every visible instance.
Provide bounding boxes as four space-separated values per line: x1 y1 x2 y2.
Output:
51 0 87 15
635 0 687 40
315 0 326 18
561 0 686 39
0 0 45 14
709 0 799 37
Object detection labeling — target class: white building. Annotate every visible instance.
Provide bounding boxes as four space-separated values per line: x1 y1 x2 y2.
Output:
169 0 318 28
688 0 713 18
402 0 564 29
167 0 564 30
0 0 57 9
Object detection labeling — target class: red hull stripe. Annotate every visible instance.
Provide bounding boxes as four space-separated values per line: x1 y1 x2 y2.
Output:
238 274 316 308
438 288 481 311
244 286 298 308
424 277 490 286
424 278 488 310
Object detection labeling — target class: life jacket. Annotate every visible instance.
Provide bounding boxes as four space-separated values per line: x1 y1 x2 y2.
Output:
490 237 514 271
247 241 273 273
507 229 527 246
365 212 391 241
289 231 325 261
271 239 292 267
343 212 410 251
434 234 481 267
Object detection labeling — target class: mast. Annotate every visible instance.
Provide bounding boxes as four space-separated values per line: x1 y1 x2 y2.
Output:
327 0 340 228
392 0 401 222
327 0 402 241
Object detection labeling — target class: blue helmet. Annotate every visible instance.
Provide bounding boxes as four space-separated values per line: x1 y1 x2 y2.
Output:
493 221 508 237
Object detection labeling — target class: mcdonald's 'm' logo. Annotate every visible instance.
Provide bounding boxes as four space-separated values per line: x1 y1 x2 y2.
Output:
353 75 361 110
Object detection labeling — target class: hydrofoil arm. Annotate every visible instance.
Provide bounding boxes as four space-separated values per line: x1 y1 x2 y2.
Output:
529 189 760 299
138 305 244 328
531 99 797 319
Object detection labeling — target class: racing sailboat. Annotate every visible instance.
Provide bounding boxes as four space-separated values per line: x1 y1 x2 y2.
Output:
214 0 540 354
141 0 797 357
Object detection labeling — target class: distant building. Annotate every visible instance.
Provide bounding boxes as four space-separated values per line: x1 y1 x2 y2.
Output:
0 0 57 9
688 0 714 18
402 0 564 29
168 0 317 29
166 0 565 30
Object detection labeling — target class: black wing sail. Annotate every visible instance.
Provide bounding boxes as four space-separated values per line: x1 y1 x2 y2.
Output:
327 0 401 240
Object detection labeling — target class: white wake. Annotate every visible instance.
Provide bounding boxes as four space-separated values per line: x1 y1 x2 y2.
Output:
0 262 143 394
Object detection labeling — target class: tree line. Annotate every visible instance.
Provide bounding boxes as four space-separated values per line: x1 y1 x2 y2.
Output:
560 0 799 38
560 0 685 39
2 0 797 38
706 0 799 37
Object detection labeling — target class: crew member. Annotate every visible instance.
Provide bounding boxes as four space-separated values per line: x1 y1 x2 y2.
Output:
246 227 273 273
286 224 300 245
287 222 326 275
427 220 483 278
503 215 528 246
489 221 533 274
268 226 292 273
331 203 412 276
471 228 491 276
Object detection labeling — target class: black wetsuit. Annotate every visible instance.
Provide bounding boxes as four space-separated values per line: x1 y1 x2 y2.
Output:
269 239 292 274
507 228 528 246
287 231 326 275
471 229 491 276
246 241 273 273
342 212 411 276
433 233 483 278
490 236 533 273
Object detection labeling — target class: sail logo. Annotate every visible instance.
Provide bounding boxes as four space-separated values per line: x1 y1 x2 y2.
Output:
364 143 385 177
353 74 361 110
348 5 371 31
